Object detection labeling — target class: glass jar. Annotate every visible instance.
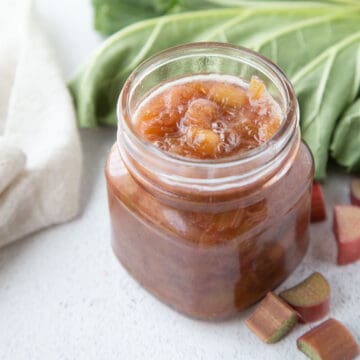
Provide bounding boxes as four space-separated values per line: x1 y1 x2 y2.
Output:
106 43 314 320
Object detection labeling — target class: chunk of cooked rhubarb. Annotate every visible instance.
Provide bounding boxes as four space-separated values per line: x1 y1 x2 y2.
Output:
186 127 220 157
297 318 359 360
333 205 360 265
208 82 248 108
245 292 297 344
185 98 219 129
350 179 360 206
279 272 330 323
248 76 266 100
311 182 327 222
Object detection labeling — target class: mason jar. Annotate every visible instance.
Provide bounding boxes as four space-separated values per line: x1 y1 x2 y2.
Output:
105 42 314 320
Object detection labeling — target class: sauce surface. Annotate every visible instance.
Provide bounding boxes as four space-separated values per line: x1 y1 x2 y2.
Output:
134 75 282 159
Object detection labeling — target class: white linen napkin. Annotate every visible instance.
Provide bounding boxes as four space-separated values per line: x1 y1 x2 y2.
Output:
0 0 82 247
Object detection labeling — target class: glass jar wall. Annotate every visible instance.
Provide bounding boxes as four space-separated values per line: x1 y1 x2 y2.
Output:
105 43 314 320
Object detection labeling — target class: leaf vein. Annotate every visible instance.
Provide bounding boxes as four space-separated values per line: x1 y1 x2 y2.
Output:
203 11 253 41
350 44 360 101
302 50 336 133
251 12 348 52
123 20 165 74
292 30 360 84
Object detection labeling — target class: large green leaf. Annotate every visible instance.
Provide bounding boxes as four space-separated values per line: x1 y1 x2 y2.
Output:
70 3 360 178
92 0 178 35
92 0 357 35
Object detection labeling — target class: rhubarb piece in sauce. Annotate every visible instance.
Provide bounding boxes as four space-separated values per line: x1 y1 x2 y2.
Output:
333 205 360 265
245 292 298 343
311 182 327 222
280 272 330 323
297 318 359 360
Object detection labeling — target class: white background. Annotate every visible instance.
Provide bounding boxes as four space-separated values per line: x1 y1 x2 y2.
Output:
0 1 359 359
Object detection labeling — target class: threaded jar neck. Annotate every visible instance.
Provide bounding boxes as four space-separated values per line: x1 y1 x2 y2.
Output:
117 43 300 207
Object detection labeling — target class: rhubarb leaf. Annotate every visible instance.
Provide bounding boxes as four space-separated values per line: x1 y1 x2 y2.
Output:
92 0 178 35
70 2 360 178
92 0 355 35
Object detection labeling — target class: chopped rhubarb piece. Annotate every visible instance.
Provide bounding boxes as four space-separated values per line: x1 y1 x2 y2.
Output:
311 182 327 222
350 179 360 206
185 99 219 129
333 205 360 265
297 318 359 360
245 292 297 344
208 82 248 108
280 272 330 323
248 76 265 100
186 127 220 156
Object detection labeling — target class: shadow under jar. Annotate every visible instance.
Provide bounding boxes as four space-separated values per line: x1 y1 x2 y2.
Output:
106 43 314 321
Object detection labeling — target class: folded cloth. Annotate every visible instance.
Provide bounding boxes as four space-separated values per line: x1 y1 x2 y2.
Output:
0 0 82 247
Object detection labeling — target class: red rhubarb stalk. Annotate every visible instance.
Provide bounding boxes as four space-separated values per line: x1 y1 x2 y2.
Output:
245 292 297 344
297 318 359 360
280 272 330 323
333 205 360 265
311 182 327 222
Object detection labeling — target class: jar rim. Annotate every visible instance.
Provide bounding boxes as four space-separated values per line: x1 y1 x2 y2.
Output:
117 42 299 193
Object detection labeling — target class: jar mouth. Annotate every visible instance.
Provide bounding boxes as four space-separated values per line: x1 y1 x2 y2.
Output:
117 42 299 193
117 42 297 167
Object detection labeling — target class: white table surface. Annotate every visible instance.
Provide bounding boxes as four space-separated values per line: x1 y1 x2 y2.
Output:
1 1 359 359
